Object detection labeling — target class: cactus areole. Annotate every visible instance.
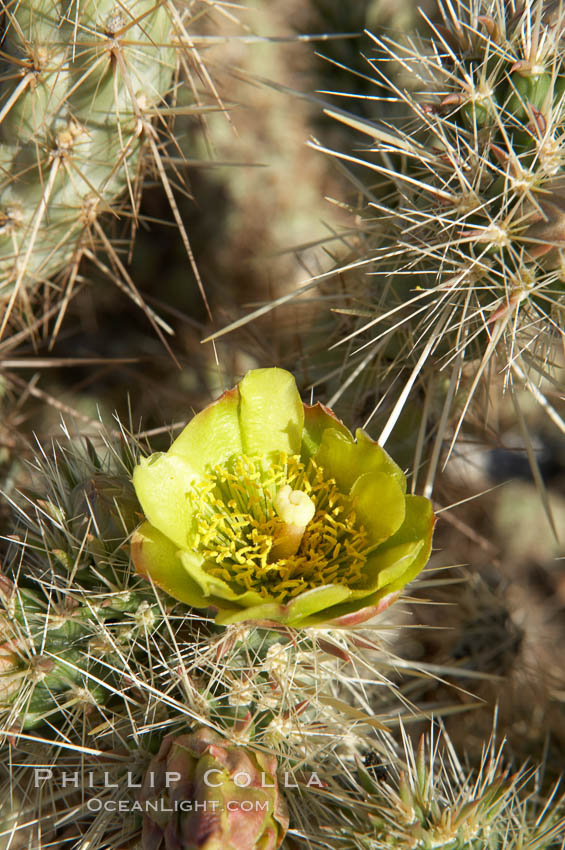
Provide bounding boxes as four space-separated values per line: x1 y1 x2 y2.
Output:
132 368 435 627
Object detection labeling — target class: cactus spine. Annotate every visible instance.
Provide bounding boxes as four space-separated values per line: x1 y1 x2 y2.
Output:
306 0 565 479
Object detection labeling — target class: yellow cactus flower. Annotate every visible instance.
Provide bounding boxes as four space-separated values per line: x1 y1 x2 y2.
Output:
131 368 435 627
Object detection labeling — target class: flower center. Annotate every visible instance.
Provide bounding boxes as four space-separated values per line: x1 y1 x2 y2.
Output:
190 453 370 603
270 485 316 560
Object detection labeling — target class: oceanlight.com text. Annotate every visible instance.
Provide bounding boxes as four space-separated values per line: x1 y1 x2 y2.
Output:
86 799 273 813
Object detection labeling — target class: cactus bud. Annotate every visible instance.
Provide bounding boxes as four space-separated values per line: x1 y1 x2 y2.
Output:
139 727 289 850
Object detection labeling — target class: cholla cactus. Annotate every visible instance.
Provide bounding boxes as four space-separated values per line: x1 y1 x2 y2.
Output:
0 0 178 328
0 568 165 731
0 424 151 734
302 0 565 487
0 406 414 738
132 367 435 627
309 726 565 849
1 381 564 849
0 408 428 849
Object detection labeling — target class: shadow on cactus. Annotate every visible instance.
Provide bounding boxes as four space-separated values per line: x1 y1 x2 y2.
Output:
300 0 565 490
132 367 435 627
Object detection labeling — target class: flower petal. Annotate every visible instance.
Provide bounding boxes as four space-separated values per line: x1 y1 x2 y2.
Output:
299 592 400 628
301 402 352 460
314 428 406 494
328 594 400 628
341 495 435 600
300 497 435 626
169 386 243 473
284 584 352 626
371 541 424 590
372 495 435 594
238 368 304 457
350 471 406 546
131 521 209 608
214 585 352 627
214 602 287 626
132 452 198 549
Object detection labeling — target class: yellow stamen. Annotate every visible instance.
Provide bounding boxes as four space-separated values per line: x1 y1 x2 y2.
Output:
189 453 370 603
